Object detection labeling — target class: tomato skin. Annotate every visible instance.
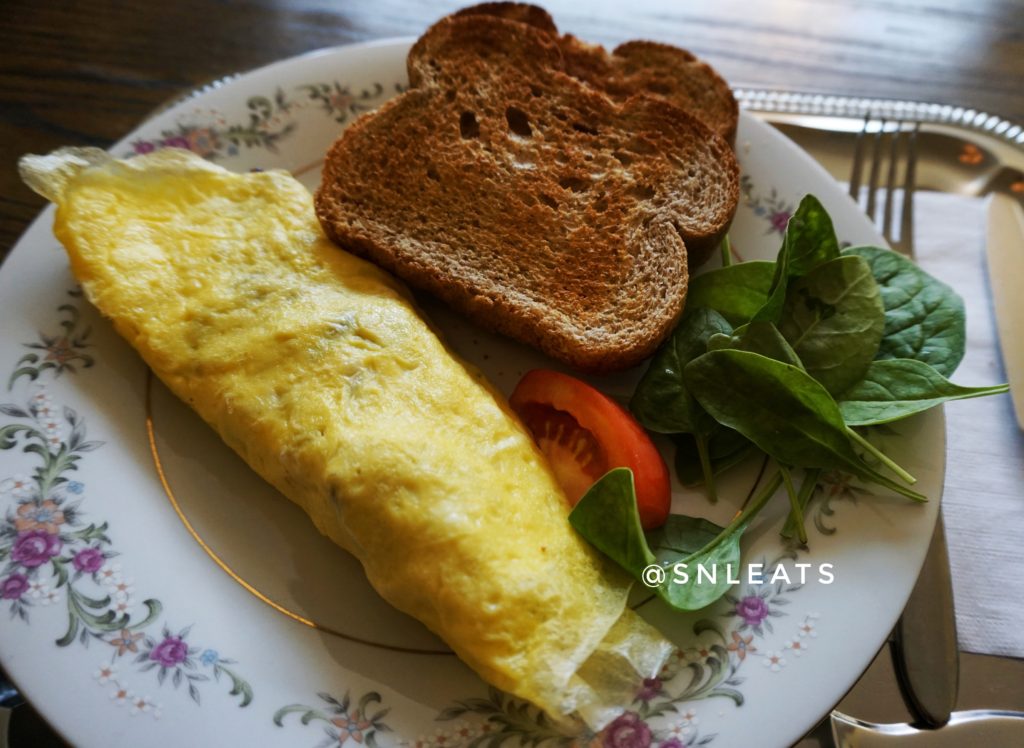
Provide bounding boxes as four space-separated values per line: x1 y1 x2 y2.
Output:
510 369 671 529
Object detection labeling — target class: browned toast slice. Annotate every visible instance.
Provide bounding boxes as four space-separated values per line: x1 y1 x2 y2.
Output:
453 2 739 145
316 15 739 372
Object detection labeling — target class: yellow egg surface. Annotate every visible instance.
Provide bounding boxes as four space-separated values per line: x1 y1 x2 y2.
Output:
19 148 670 728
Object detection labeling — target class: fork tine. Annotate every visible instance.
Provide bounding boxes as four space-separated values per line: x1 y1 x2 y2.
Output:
899 123 919 256
848 113 870 202
865 119 885 220
883 123 901 242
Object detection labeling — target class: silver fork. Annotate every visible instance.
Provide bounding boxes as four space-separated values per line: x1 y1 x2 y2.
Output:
847 117 960 729
848 117 919 257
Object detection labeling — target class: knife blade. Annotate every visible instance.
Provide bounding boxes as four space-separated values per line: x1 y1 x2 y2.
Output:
891 511 959 727
985 193 1024 429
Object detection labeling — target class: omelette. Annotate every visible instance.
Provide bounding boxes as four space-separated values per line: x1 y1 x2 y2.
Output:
19 148 671 728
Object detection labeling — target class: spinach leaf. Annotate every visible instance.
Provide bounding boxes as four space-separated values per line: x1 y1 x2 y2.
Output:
659 522 747 610
708 320 803 368
686 261 775 324
843 245 966 377
570 467 784 612
778 255 885 395
838 358 1010 425
568 468 654 578
753 195 841 323
630 308 733 434
646 514 724 566
658 471 783 611
673 428 754 486
683 349 925 502
631 308 734 501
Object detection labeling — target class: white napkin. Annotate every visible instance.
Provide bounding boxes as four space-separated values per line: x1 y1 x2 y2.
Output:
911 191 1024 658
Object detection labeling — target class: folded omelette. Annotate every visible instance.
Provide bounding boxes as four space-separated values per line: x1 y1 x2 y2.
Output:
20 148 671 728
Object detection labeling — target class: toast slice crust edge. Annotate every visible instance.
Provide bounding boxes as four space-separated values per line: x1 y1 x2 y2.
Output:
453 2 739 146
318 15 738 371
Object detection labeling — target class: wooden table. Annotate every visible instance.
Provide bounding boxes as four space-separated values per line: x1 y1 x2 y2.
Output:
1 0 1022 743
3 0 1024 256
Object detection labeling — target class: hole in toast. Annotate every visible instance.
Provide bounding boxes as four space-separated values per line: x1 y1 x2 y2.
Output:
629 183 656 200
426 167 441 182
445 89 456 102
559 176 590 192
539 193 558 210
505 107 532 137
613 151 634 166
529 85 543 97
572 122 599 136
646 81 672 95
593 197 609 213
460 111 480 139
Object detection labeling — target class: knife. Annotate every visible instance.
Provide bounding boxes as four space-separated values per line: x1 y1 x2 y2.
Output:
985 193 1024 429
891 511 959 727
831 709 1024 747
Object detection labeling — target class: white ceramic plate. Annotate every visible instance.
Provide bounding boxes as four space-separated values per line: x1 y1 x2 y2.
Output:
0 40 942 748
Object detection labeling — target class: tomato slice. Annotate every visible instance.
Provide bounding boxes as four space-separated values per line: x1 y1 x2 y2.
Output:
510 369 671 529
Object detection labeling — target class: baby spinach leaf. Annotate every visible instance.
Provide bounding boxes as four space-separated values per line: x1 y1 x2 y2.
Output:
646 514 725 566
630 308 733 435
568 468 654 579
632 308 735 501
658 471 783 611
684 349 925 502
843 245 966 377
659 524 747 610
838 358 1010 425
686 261 775 324
754 195 841 323
570 467 784 612
673 428 755 486
708 320 803 368
778 255 885 395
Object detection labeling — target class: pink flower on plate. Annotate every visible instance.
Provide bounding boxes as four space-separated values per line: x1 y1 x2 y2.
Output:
635 677 663 702
735 594 770 627
73 547 105 574
769 209 792 234
162 136 190 150
11 530 62 568
1 573 30 600
150 635 188 667
602 711 652 748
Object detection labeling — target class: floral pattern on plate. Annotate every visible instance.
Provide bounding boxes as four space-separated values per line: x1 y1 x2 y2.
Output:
740 174 795 235
128 79 404 160
276 558 824 748
0 297 253 718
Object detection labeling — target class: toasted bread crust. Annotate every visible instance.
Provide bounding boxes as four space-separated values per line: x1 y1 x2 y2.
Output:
317 15 738 371
455 2 739 145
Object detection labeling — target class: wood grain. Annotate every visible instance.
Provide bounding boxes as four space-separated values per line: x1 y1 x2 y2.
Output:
2 0 1023 257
